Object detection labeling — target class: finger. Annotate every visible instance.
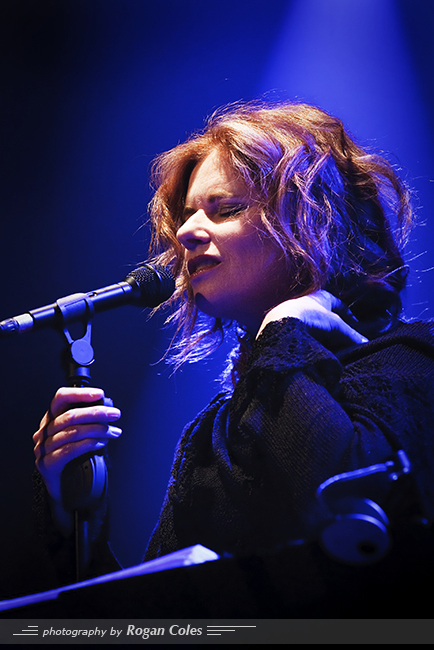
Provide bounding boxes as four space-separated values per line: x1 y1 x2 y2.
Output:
33 403 121 445
328 312 368 344
37 386 105 429
313 290 346 314
316 291 363 332
304 309 369 345
49 387 105 420
34 423 122 460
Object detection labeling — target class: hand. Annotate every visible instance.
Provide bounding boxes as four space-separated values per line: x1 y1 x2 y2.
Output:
33 387 122 506
257 290 369 347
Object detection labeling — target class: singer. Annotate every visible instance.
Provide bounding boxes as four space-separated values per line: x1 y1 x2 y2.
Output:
33 102 434 614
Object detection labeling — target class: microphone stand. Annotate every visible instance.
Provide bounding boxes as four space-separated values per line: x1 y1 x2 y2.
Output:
57 294 108 583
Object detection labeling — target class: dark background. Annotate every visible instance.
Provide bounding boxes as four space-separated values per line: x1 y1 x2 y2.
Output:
0 0 433 599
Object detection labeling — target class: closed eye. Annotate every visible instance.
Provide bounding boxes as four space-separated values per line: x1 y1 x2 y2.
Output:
180 202 249 226
218 204 249 218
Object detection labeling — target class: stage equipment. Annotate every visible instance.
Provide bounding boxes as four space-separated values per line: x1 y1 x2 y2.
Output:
1 262 175 582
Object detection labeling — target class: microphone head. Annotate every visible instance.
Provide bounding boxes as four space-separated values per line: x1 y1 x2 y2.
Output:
125 263 175 308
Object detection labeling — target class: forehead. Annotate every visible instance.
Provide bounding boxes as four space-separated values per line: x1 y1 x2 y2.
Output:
185 149 247 204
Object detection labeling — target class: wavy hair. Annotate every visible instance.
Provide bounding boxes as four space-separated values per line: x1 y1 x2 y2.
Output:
148 101 414 369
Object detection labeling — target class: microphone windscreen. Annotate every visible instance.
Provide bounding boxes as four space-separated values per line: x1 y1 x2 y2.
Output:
125 263 175 308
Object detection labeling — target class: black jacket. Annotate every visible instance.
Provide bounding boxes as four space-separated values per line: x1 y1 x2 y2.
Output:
145 318 434 559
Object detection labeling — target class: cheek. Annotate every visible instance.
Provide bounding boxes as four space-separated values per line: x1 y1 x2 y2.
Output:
219 221 288 285
247 237 284 274
225 224 270 261
231 244 284 298
253 245 292 300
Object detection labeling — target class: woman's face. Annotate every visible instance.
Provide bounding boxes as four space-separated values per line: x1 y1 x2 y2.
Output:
176 149 291 333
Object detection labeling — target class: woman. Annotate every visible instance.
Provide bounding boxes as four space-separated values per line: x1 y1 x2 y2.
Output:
33 102 434 599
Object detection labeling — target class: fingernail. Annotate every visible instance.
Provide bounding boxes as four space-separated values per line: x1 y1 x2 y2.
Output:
89 389 104 399
107 426 122 437
360 336 369 343
107 408 121 420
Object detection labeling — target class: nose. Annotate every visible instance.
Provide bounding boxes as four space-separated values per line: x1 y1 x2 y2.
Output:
176 210 211 251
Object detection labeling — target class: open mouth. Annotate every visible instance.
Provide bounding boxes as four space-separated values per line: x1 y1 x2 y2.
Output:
187 255 221 279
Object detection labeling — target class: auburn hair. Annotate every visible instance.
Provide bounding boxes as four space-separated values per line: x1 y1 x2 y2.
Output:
148 101 414 368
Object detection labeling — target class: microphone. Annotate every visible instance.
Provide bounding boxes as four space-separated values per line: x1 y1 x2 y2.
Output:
0 263 175 337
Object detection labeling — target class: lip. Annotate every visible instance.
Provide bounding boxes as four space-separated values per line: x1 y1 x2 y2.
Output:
187 255 221 279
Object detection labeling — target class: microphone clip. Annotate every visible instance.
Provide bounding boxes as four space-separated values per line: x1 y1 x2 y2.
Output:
58 293 96 386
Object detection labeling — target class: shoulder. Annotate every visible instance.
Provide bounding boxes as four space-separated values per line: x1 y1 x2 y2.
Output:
250 316 340 372
338 319 434 372
390 318 434 346
378 318 434 345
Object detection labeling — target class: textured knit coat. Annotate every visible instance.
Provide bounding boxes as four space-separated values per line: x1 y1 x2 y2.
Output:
144 317 434 560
